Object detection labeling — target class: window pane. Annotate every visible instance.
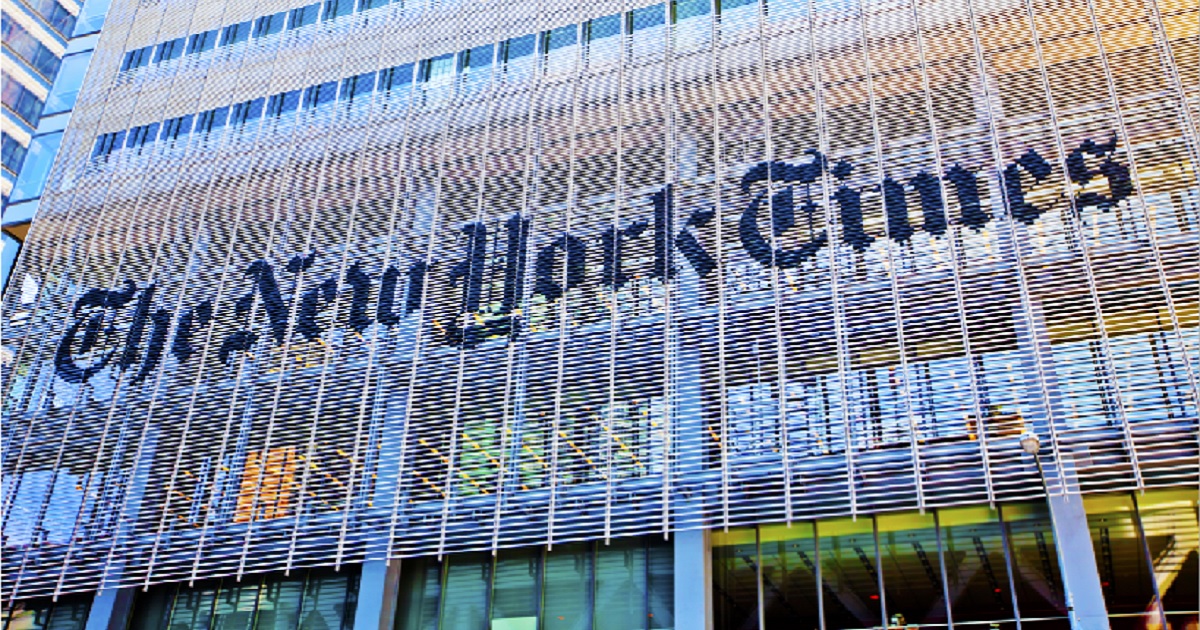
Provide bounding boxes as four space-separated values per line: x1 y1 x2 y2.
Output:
211 580 260 629
10 132 62 202
630 4 666 30
298 570 358 630
440 553 492 630
876 511 948 627
588 14 622 41
491 548 539 627
542 543 593 630
544 25 577 52
673 0 711 21
289 4 320 28
254 575 306 630
504 34 536 61
595 537 647 630
395 556 442 630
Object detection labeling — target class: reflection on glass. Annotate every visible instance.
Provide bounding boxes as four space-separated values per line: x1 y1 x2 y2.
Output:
440 552 492 630
542 542 592 630
759 522 821 628
713 528 759 629
817 517 882 629
876 512 947 627
1004 503 1069 625
940 506 1018 627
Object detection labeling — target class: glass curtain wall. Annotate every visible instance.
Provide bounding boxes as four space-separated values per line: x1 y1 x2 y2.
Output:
126 567 360 630
713 490 1199 629
1 595 91 630
396 536 673 630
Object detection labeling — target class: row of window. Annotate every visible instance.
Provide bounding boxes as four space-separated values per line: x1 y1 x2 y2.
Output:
99 0 743 158
2 77 46 128
119 0 747 75
20 0 77 39
2 17 64 81
1 132 29 174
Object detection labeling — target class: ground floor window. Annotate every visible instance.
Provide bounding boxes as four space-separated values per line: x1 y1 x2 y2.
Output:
1 595 90 630
127 566 359 630
396 535 673 630
713 490 1198 629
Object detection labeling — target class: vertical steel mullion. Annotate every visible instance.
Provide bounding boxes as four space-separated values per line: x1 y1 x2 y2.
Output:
755 526 766 630
436 20 504 558
802 0 856 518
872 515 887 625
751 0 797 524
489 8 548 555
848 0 924 510
901 0 997 507
603 0 631 544
933 509 954 629
658 0 679 541
702 0 735 534
814 521 825 630
545 13 588 550
996 504 1023 629
1130 493 1169 630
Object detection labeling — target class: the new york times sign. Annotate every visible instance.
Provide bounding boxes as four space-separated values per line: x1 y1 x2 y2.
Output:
55 136 1131 384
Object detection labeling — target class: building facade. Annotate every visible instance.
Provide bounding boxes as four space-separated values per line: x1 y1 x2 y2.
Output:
1 0 1197 626
2 0 111 290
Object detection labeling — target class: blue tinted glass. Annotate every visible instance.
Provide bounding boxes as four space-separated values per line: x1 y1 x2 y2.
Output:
381 64 413 91
720 0 757 9
232 98 264 124
464 44 493 70
421 53 454 81
545 25 578 52
673 0 711 21
10 131 62 201
267 90 300 116
199 107 229 131
631 4 666 29
358 0 390 8
588 14 622 40
303 81 337 108
255 12 286 36
161 115 194 140
156 37 184 62
504 34 536 61
288 4 319 28
188 29 217 53
342 72 377 100
323 0 353 20
221 21 250 46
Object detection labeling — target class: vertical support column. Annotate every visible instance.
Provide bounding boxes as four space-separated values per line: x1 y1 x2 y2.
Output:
1045 492 1108 629
674 528 713 630
353 559 402 630
83 587 136 630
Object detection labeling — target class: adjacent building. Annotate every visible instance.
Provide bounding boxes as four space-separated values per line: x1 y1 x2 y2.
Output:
1 0 1197 627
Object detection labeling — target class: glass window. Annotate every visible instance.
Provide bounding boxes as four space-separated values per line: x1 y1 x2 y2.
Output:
358 0 391 9
587 14 622 41
543 25 578 52
673 0 712 21
288 4 320 28
461 44 494 71
1 132 28 173
341 72 377 102
420 53 455 83
719 0 757 10
1 81 45 127
302 81 338 108
230 98 264 125
121 46 152 71
196 107 229 133
73 0 111 35
188 29 218 53
630 4 666 30
396 557 443 630
10 132 62 201
266 90 300 116
322 0 354 20
155 36 185 62
542 543 593 630
125 123 159 148
91 130 124 158
220 20 251 46
379 64 413 92
254 11 286 37
491 548 540 628
503 34 536 62
440 553 492 630
1 20 62 78
160 114 193 141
